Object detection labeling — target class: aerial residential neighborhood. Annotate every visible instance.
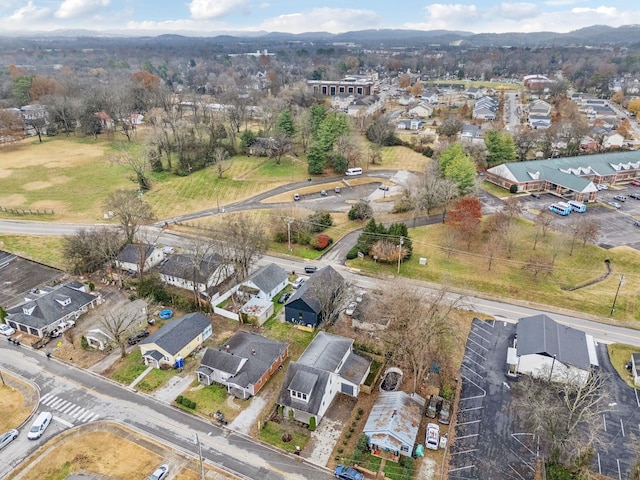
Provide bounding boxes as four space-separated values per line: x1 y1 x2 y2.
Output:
3 8 640 480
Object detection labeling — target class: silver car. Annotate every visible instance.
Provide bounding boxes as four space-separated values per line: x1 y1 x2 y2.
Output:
147 464 169 480
0 429 19 450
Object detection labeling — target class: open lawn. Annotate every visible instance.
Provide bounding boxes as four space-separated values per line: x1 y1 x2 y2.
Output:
0 376 34 432
108 349 176 392
262 317 315 359
607 344 640 389
348 219 640 324
259 420 310 453
176 381 241 423
0 235 65 269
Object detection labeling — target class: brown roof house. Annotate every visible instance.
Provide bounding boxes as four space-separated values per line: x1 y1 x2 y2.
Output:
196 330 288 399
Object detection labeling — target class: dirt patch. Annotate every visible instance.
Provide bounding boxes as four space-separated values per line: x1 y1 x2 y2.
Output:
0 169 12 178
23 181 54 190
0 374 37 431
0 138 107 170
0 193 27 206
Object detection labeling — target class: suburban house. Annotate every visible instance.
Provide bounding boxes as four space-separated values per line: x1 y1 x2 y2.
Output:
5 281 101 338
420 90 440 104
506 314 599 385
139 312 213 368
94 110 114 130
158 253 229 299
196 330 288 399
347 95 384 117
397 119 424 131
284 266 345 328
472 96 498 120
528 114 552 130
528 99 552 116
408 103 433 118
486 151 640 200
277 331 371 425
331 94 355 111
115 244 164 273
241 263 288 303
466 87 484 99
631 353 640 387
20 104 48 136
460 124 484 142
248 137 275 156
604 132 625 149
364 391 426 461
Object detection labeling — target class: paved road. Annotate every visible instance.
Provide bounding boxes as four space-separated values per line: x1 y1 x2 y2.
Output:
0 344 332 480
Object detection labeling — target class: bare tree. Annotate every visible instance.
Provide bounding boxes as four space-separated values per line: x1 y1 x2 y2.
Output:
512 128 539 161
99 307 142 358
569 217 600 256
110 143 152 190
513 369 612 466
213 147 230 178
381 285 460 392
63 227 125 274
267 134 292 165
309 267 351 327
522 254 554 279
214 214 268 283
104 189 156 244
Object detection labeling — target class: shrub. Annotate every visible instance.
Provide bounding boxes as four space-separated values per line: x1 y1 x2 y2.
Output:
88 282 95 291
509 184 518 194
337 448 344 454
356 434 369 455
307 211 333 233
176 395 184 404
348 201 373 220
345 432 351 439
308 416 316 431
357 407 364 416
315 234 331 250
81 336 89 350
346 246 360 260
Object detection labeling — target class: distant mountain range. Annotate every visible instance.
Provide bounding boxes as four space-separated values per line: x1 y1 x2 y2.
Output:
3 24 640 48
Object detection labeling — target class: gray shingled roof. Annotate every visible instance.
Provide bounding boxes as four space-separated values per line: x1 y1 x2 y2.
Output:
339 351 371 385
286 265 345 315
298 331 353 372
289 369 318 395
6 282 96 330
516 314 591 370
364 391 426 452
159 253 222 284
277 362 329 415
199 330 288 389
140 312 211 356
247 263 288 294
117 243 157 264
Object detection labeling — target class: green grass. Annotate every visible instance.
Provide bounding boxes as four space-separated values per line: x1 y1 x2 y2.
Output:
259 421 310 453
607 344 640 389
348 219 640 324
43 461 72 480
0 235 65 269
177 381 241 421
262 318 315 359
109 349 175 391
481 179 517 198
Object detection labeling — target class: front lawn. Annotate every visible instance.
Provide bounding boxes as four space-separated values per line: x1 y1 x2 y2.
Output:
109 350 175 392
176 382 241 422
262 318 316 359
608 344 640 389
258 420 310 453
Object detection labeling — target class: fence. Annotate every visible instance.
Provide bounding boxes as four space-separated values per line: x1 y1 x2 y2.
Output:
0 206 54 215
213 286 240 321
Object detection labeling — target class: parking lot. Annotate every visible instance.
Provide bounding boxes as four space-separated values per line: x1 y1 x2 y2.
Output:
450 318 640 479
518 185 640 250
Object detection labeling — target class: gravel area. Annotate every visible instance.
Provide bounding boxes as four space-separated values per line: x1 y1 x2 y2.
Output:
228 395 266 435
305 417 344 466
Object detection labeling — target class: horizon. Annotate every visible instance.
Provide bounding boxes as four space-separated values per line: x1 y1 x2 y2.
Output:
1 1 640 37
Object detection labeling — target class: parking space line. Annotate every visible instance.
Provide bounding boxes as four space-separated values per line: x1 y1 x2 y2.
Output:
460 373 487 399
462 354 486 370
508 463 529 480
461 363 484 378
635 389 640 407
456 433 480 440
449 465 475 472
457 419 482 426
466 336 489 351
603 414 607 432
597 452 602 474
458 406 483 412
620 419 625 437
617 459 622 480
450 448 477 456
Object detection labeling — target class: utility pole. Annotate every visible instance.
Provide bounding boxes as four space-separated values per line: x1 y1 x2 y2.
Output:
195 434 205 480
397 236 404 274
287 218 292 252
610 275 626 316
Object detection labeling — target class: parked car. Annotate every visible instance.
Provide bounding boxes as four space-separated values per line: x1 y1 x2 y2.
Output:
613 195 627 202
291 277 305 289
630 193 640 200
127 329 150 346
426 423 440 450
634 221 640 227
333 465 364 480
378 184 390 191
321 189 328 196
293 193 300 201
531 193 541 199
597 184 608 190
345 302 358 316
147 464 169 480
608 201 622 209
438 399 451 425
0 429 18 450
161 246 174 254
0 324 15 336
426 394 443 418
277 292 291 304
304 265 318 274
334 186 341 193
629 181 640 186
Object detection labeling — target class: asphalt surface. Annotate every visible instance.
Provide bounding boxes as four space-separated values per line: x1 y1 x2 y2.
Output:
449 318 640 479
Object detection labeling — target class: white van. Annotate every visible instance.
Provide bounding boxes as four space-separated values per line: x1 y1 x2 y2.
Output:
27 412 52 440
345 167 363 176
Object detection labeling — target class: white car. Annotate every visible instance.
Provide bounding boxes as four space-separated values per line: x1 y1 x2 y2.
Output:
0 324 15 336
608 201 622 209
426 423 439 450
291 277 305 289
345 302 358 316
0 429 19 450
148 464 169 480
597 184 608 190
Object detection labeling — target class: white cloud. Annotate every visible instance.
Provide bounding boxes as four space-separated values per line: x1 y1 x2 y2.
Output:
188 0 246 20
8 1 51 22
259 2 270 8
253 7 382 34
405 2 640 33
55 0 110 19
498 2 539 20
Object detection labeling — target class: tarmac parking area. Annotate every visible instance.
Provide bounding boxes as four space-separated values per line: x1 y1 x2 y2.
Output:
449 318 640 479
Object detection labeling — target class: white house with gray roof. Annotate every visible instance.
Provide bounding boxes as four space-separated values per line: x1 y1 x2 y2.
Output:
159 253 229 299
277 331 371 425
139 312 212 368
196 330 288 399
115 243 163 274
241 263 288 302
5 281 101 338
507 314 598 385
486 151 640 201
364 391 426 460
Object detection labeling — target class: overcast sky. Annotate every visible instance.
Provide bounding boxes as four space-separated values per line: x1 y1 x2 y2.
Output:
1 0 639 35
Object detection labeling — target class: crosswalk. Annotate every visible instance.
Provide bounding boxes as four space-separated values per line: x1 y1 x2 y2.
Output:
40 393 100 424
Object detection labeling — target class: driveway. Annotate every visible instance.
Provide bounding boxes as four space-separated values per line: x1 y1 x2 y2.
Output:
449 318 640 479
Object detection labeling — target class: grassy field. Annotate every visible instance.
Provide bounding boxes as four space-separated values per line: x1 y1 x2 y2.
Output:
109 349 176 392
348 218 640 323
607 344 640 388
0 234 65 268
258 420 310 453
176 381 242 422
0 378 33 432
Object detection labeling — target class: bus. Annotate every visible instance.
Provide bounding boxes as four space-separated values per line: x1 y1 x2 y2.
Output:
568 200 586 213
345 167 363 176
549 203 572 216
